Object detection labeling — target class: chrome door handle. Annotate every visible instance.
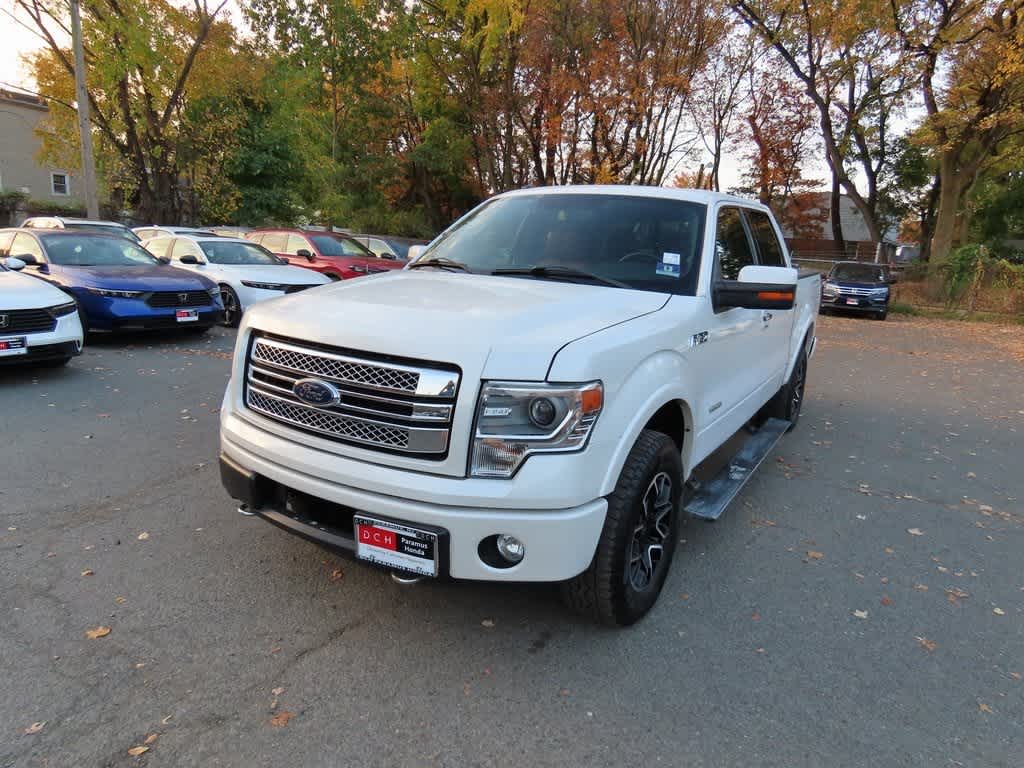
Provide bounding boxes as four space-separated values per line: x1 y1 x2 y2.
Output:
762 311 773 322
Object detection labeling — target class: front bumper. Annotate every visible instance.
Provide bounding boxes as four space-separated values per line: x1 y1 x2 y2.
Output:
76 292 223 331
220 437 607 582
820 295 888 313
0 312 84 365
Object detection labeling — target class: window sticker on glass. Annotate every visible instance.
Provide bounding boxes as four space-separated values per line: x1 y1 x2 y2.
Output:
656 252 681 277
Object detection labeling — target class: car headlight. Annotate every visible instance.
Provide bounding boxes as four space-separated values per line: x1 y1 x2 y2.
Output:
241 280 287 291
88 288 144 298
822 281 838 297
48 301 78 317
871 286 890 297
470 381 603 478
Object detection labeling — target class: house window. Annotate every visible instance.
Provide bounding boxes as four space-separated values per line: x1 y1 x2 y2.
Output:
51 173 69 196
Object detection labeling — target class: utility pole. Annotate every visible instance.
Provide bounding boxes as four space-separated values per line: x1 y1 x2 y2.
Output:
70 0 99 219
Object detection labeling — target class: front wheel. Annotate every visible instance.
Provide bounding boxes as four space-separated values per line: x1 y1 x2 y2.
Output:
560 430 683 626
875 310 887 321
220 285 241 328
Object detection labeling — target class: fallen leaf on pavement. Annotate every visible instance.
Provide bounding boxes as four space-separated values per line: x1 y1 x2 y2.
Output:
137 532 149 541
144 734 158 745
880 596 893 606
161 715 173 725
806 550 824 560
272 687 285 696
85 626 111 639
270 711 295 727
978 703 993 714
329 568 344 582
993 607 1005 616
115 596 127 604
1009 672 1021 681
884 547 895 555
127 746 149 756
81 569 94 577
853 610 869 619
907 528 924 536
913 584 929 591
915 636 938 652
945 588 969 605
750 519 776 528
481 619 495 628
24 722 45 735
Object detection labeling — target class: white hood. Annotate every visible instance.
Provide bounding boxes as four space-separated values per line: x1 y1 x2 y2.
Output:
243 270 668 380
0 269 71 309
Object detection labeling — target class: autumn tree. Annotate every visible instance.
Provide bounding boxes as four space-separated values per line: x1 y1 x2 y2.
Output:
22 0 242 223
890 0 1024 265
731 0 910 250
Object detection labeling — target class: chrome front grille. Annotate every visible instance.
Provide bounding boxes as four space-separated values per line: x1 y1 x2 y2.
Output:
244 334 460 458
836 286 874 296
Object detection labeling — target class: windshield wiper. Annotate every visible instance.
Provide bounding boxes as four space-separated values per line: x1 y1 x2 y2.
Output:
408 257 470 272
492 265 630 289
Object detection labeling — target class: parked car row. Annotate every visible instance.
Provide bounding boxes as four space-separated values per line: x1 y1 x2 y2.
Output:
0 218 430 369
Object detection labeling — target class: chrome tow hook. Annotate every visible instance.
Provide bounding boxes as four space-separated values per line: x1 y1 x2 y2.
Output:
390 572 424 586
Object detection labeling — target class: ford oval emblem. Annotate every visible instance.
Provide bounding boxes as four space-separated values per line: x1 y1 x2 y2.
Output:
292 378 341 407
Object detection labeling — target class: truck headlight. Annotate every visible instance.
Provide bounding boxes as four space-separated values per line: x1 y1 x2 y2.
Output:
470 381 603 478
822 281 838 297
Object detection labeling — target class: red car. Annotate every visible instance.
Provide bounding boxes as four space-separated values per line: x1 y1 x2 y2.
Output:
246 229 406 281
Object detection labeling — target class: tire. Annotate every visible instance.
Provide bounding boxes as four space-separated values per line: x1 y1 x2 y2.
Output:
875 310 887 321
220 285 241 328
560 430 683 626
764 336 809 431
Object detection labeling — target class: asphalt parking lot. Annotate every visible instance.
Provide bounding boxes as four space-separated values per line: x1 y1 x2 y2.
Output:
2 315 1022 768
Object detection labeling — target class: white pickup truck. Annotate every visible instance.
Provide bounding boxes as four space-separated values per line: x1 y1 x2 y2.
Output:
219 186 819 625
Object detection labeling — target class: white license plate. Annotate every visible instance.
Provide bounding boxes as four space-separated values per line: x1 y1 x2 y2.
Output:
845 298 859 305
0 336 27 356
176 309 199 322
353 515 438 577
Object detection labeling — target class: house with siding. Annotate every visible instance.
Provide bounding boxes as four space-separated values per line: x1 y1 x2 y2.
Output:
0 88 79 206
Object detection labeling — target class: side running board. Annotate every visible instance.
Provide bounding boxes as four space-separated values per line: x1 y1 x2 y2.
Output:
684 418 791 522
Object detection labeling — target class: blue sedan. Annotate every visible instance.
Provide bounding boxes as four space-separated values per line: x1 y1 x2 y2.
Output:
0 229 224 333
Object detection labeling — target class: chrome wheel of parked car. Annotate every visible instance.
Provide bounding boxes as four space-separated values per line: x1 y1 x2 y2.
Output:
220 285 241 328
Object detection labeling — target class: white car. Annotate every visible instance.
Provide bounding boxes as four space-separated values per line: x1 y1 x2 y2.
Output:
0 254 84 367
218 185 821 625
133 225 219 241
141 235 330 326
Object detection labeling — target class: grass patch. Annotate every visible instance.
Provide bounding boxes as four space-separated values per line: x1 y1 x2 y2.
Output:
889 302 919 315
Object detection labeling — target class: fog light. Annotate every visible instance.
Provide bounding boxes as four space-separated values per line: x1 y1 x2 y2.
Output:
496 534 525 563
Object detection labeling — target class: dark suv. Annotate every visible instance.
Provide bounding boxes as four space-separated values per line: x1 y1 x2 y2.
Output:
820 261 893 320
247 229 405 281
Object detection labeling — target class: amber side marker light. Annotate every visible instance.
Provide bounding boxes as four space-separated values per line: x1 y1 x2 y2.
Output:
757 290 795 301
581 386 603 414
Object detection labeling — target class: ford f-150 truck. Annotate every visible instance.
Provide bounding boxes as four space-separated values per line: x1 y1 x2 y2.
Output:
219 186 820 625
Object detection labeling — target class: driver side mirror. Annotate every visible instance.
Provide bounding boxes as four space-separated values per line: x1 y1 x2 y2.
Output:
713 265 798 311
13 253 38 266
380 252 397 261
276 256 289 265
179 254 202 265
296 248 314 262
4 256 26 271
156 256 171 265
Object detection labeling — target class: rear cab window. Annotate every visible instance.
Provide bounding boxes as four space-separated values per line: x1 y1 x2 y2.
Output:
744 209 787 267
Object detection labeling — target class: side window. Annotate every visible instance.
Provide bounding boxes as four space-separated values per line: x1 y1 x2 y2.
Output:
171 239 202 260
146 237 173 259
369 238 390 257
11 232 44 261
745 210 787 267
286 234 310 255
713 207 755 281
260 232 286 252
0 231 14 255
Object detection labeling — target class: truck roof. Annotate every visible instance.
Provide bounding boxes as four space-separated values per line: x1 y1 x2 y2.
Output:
496 184 768 209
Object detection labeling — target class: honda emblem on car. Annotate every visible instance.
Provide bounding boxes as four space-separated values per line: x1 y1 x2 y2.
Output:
293 378 341 407
178 293 190 304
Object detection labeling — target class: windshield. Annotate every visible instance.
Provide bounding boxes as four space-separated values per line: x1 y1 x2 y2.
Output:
830 263 885 283
41 234 160 266
310 234 373 257
417 194 706 295
200 241 280 265
65 222 140 241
